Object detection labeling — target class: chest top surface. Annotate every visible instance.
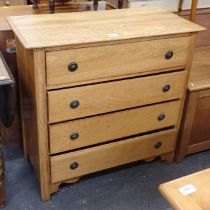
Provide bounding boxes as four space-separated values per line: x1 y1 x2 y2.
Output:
7 7 204 49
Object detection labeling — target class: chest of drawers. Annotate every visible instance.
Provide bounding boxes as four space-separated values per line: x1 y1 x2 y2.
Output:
7 8 204 200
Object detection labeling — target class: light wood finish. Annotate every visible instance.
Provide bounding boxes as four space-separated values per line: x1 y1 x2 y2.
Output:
46 36 190 87
16 39 51 201
0 5 34 31
7 8 204 49
0 2 108 31
159 168 210 210
50 100 182 154
11 8 202 200
51 129 177 183
176 46 210 162
190 0 198 22
48 71 187 123
0 2 111 155
188 46 210 91
47 65 188 91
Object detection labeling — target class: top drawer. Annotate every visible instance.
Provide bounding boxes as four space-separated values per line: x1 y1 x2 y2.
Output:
46 36 191 87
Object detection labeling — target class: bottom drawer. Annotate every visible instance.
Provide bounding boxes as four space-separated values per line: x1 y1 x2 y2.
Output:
51 129 177 183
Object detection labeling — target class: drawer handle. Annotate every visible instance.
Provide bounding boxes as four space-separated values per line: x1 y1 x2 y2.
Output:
165 51 173 60
70 100 80 109
154 142 162 149
158 113 165 121
70 132 79 140
163 84 170 92
68 62 78 72
70 162 79 170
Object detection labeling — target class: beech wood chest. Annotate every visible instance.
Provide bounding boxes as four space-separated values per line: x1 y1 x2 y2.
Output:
7 8 204 200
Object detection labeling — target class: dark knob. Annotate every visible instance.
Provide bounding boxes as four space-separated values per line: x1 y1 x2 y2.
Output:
70 100 79 109
158 113 165 121
163 84 170 92
154 142 162 149
68 62 78 72
165 51 173 60
70 132 79 140
70 162 79 170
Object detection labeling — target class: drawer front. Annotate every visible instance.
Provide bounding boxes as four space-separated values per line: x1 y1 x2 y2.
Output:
49 100 181 154
48 71 187 123
46 36 190 87
51 129 177 183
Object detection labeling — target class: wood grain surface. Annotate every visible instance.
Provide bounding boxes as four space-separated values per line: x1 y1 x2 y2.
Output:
49 100 181 154
46 36 190 87
48 70 187 123
188 46 210 91
159 168 210 210
0 2 108 31
51 129 177 183
7 7 204 49
16 40 51 200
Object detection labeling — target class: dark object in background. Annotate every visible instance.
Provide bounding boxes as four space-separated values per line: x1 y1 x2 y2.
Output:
0 26 21 151
0 52 16 128
0 52 16 208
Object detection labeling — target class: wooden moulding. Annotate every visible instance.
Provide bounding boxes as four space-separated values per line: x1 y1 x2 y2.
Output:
16 38 50 201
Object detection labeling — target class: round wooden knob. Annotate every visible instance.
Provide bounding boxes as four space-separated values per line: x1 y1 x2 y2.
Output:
70 162 79 170
154 142 162 149
165 51 173 59
158 113 165 121
70 132 79 140
68 62 78 72
163 84 171 92
70 100 79 109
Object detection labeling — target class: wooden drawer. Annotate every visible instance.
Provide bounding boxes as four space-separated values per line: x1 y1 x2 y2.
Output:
46 36 190 87
49 100 181 154
51 129 177 183
48 71 187 123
